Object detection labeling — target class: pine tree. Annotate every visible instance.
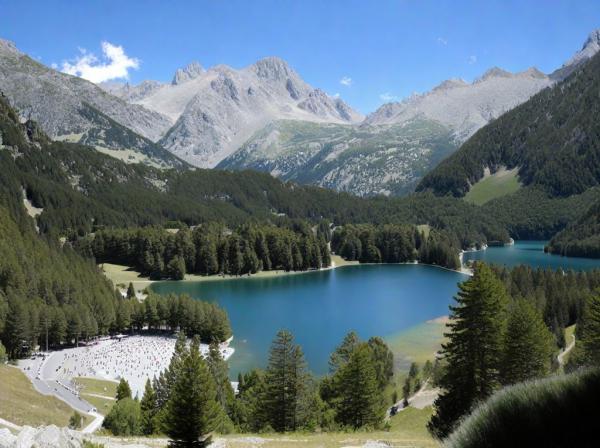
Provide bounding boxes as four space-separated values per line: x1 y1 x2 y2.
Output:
140 379 158 435
206 341 235 425
581 293 600 365
334 343 383 428
428 263 509 439
500 299 554 385
126 282 136 299
164 336 221 447
329 331 361 373
116 378 132 401
264 330 313 432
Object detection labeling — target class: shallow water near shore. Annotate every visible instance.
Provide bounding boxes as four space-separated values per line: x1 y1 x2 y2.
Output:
152 241 600 377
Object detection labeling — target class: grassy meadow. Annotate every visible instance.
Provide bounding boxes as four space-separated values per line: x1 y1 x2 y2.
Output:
0 365 90 428
465 168 521 205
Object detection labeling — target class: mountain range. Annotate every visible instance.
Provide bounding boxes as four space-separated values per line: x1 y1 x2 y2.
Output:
1 30 599 196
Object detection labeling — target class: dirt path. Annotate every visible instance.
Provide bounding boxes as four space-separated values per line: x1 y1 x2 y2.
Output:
558 333 576 366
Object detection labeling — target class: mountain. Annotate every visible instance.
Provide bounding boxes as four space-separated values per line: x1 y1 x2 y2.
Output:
364 67 551 142
218 118 455 196
220 29 600 197
218 67 552 197
417 47 600 198
0 38 185 169
106 58 363 167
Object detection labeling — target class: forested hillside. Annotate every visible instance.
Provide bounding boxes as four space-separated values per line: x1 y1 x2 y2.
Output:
546 198 600 257
417 50 600 198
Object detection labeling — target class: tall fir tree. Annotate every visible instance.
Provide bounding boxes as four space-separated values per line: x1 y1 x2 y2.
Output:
140 379 158 435
428 263 509 439
164 336 221 447
116 378 132 401
264 330 313 432
500 299 554 385
334 343 383 428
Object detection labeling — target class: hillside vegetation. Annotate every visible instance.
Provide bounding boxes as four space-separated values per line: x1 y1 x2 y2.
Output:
445 369 600 448
546 198 600 257
418 50 600 198
464 167 520 205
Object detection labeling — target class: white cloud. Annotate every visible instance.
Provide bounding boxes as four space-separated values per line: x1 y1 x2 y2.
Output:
340 76 353 87
468 55 478 65
437 37 448 46
61 42 139 83
333 92 341 98
379 92 398 102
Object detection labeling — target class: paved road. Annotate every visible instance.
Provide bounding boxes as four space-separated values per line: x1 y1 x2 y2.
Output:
19 353 96 415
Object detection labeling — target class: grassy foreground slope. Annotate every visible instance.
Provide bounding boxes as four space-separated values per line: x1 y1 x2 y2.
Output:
0 365 89 427
445 369 600 448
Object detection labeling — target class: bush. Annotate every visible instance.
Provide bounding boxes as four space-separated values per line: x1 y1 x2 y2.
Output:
445 369 600 448
69 411 83 429
103 398 142 436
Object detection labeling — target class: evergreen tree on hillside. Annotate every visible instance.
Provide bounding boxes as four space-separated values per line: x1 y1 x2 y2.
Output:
581 293 600 365
206 341 236 430
329 331 361 373
126 282 136 300
116 378 132 401
334 343 383 428
500 299 554 385
428 263 509 439
164 336 220 447
264 330 314 432
140 379 158 435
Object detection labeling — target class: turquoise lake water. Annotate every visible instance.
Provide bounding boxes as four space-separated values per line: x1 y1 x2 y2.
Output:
151 241 600 376
462 240 600 271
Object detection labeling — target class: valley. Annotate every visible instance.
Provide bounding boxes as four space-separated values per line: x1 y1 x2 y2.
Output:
2 5 600 448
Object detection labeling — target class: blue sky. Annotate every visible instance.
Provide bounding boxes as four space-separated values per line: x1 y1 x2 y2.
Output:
2 0 599 113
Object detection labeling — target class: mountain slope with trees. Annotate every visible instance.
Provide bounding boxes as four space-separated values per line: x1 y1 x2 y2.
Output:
546 198 600 257
417 50 600 198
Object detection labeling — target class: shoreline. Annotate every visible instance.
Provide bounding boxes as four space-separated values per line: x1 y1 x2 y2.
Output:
102 254 472 292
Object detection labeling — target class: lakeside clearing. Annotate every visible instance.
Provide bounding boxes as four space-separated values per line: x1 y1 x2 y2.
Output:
0 365 90 428
101 254 359 292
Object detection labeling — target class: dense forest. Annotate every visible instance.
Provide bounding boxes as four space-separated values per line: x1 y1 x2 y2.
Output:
331 224 461 270
417 50 600 198
546 198 600 258
77 222 331 279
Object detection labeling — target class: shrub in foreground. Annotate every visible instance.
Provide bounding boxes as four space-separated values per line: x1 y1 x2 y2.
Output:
444 369 600 448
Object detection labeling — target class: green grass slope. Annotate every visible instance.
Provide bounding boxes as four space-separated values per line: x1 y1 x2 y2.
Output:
465 168 520 205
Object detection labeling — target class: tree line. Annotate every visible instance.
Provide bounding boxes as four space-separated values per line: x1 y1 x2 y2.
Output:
102 329 396 444
76 222 331 280
332 224 461 270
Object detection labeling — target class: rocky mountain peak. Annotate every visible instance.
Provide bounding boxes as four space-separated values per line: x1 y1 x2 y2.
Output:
475 67 513 83
0 38 19 55
432 78 468 92
551 29 600 81
251 56 294 81
172 61 204 85
518 67 547 79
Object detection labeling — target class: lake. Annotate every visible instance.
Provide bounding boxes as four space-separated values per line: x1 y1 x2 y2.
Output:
151 264 467 377
462 240 600 271
152 241 600 377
